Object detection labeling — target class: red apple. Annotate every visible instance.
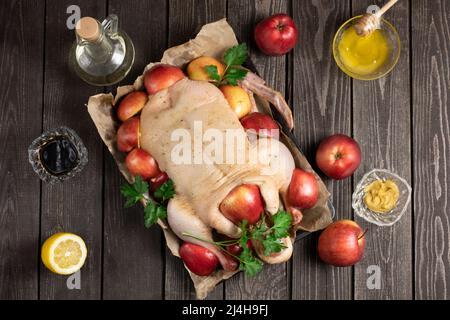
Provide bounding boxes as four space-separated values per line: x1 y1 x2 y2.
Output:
219 184 264 225
318 220 366 267
226 239 253 257
288 168 319 209
179 242 219 276
254 13 298 56
316 134 361 180
240 112 280 139
117 91 148 122
144 64 185 94
125 148 160 180
150 171 169 193
117 116 140 152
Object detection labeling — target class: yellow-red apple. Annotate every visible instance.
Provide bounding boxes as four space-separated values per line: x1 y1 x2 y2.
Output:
144 64 185 95
187 56 225 81
117 116 140 153
318 220 366 267
117 91 148 122
219 184 264 225
288 168 319 209
219 85 252 119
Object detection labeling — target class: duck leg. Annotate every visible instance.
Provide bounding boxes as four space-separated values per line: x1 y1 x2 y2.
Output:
205 206 242 239
167 195 237 271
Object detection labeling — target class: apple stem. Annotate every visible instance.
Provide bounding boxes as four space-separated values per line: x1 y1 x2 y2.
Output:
277 24 285 32
358 228 368 240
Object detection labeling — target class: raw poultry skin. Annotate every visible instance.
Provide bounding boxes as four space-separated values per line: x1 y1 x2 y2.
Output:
140 77 295 270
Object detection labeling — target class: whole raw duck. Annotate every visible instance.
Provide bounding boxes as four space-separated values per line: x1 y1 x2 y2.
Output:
140 73 296 271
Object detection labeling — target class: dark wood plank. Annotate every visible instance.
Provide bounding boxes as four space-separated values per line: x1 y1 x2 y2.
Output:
351 0 412 300
412 0 450 299
0 0 44 299
165 0 227 300
39 0 106 299
225 0 290 299
291 0 352 299
101 0 166 300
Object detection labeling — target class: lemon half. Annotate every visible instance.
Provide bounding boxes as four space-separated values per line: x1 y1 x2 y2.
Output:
41 233 87 275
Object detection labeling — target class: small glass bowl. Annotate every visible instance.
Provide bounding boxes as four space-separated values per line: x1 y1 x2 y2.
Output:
332 15 401 80
352 169 411 226
28 126 88 184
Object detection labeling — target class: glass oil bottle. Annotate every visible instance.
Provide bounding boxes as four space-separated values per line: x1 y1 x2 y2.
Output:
69 15 135 86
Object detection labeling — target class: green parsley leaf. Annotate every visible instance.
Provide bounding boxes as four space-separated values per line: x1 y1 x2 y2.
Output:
120 176 172 229
262 234 287 256
124 197 138 209
133 176 149 194
154 179 175 202
224 43 248 67
271 210 292 238
144 201 167 228
205 65 221 82
120 176 149 208
250 219 268 241
238 246 263 277
236 220 263 276
224 67 248 86
249 211 292 256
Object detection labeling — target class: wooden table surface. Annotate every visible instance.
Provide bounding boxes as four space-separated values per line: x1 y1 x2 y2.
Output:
1 0 449 300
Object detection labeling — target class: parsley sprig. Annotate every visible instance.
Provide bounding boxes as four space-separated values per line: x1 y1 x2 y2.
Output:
205 43 249 86
121 178 292 276
143 201 167 228
252 210 292 256
120 176 148 208
120 176 175 228
154 179 176 202
182 210 292 277
236 221 263 276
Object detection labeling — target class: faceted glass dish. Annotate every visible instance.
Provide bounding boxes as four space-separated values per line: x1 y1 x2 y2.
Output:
28 126 88 184
352 169 411 226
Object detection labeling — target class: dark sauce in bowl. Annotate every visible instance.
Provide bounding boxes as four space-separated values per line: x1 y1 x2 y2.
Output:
28 127 88 183
39 137 79 175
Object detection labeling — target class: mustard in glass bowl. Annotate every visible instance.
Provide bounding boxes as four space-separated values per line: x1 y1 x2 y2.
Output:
332 15 400 80
352 169 411 226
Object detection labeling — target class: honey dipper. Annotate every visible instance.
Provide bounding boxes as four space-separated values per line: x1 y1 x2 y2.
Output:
353 0 399 36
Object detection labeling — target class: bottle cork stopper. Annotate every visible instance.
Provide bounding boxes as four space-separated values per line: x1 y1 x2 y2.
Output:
76 17 100 42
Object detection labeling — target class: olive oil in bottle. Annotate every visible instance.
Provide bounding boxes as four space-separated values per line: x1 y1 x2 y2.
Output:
69 15 135 86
